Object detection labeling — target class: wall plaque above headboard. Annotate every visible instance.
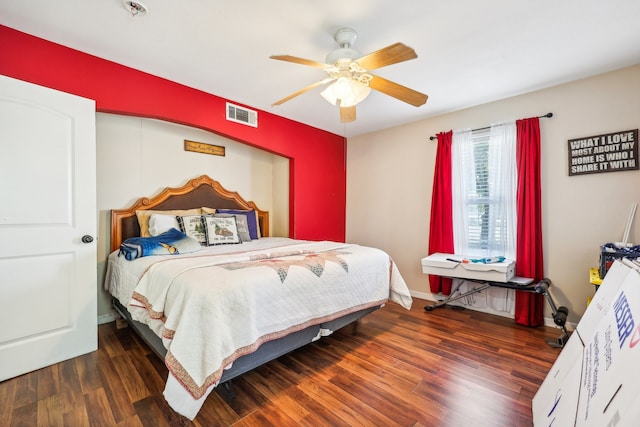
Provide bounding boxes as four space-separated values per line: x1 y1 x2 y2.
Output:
184 140 225 156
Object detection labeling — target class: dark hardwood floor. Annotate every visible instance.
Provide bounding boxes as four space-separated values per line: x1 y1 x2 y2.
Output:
0 298 562 426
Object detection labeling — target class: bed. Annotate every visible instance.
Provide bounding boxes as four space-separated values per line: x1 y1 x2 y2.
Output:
104 175 413 420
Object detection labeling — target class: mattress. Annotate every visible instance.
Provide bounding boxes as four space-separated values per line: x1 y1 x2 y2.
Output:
105 237 412 419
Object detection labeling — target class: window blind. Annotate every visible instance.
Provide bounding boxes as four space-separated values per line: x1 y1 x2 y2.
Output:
454 126 515 256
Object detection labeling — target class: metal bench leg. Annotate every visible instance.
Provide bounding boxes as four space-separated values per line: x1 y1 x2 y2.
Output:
535 279 571 348
424 282 492 311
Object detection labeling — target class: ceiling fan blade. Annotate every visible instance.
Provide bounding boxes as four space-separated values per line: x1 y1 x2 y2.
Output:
339 105 356 123
355 43 417 70
270 55 328 69
272 78 335 106
369 74 428 107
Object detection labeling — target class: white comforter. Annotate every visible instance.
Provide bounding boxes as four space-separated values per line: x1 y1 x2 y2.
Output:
105 238 412 419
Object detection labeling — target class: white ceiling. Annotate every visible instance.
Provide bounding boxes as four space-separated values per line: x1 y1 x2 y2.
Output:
2 0 640 137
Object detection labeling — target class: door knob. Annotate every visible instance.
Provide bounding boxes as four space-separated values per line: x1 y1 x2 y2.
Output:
82 235 94 243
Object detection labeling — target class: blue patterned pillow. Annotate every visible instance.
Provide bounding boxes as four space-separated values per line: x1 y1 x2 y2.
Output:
119 228 201 260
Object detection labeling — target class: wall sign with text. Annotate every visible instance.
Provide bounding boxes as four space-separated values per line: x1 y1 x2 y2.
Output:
568 129 638 176
184 139 225 156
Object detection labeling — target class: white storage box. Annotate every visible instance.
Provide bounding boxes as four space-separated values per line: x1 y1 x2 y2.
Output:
421 252 515 283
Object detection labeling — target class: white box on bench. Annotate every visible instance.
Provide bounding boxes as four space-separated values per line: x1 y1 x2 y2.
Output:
421 252 515 283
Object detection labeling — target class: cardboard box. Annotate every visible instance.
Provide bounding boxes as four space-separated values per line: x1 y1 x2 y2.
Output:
575 269 640 426
532 332 584 426
421 252 515 283
533 260 640 426
576 260 633 343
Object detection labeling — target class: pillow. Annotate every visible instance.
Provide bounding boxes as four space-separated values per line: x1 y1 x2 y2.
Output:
203 215 241 245
119 228 201 260
216 209 260 239
176 214 207 246
201 207 216 214
148 213 180 236
214 213 251 242
136 208 201 237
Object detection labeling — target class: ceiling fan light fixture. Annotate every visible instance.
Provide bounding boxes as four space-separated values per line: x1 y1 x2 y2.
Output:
325 47 362 66
270 27 427 121
320 78 371 107
325 28 362 65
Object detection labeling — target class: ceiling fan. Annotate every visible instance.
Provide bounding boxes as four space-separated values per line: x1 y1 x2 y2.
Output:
270 28 428 123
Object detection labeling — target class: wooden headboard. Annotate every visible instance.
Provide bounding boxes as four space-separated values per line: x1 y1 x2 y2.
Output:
110 175 269 252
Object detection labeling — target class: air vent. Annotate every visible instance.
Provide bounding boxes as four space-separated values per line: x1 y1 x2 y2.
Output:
226 103 258 127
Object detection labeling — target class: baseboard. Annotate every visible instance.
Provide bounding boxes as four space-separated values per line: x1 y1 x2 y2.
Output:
409 289 576 330
97 310 120 325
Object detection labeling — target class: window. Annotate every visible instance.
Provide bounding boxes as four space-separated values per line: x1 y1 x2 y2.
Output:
452 123 517 259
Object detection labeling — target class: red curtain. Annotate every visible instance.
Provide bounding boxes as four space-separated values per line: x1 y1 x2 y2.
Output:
428 131 455 294
514 117 545 326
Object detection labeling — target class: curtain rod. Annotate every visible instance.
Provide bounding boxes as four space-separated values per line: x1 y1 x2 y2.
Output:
428 112 553 141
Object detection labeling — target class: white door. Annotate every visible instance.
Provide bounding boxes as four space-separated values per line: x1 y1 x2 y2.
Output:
0 75 97 381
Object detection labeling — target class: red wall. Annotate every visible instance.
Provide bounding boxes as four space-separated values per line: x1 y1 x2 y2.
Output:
0 25 346 241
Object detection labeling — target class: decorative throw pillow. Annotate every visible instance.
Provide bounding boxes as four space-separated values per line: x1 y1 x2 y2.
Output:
216 209 260 239
203 215 241 245
148 213 181 236
136 208 201 237
119 228 201 260
176 214 207 246
214 213 251 242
